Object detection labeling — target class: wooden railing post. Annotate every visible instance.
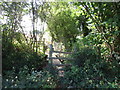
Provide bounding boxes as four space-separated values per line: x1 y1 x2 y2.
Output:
73 45 77 53
43 38 46 54
49 44 54 65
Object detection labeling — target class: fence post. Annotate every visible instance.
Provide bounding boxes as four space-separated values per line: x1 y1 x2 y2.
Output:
73 45 77 53
43 38 45 54
49 44 54 65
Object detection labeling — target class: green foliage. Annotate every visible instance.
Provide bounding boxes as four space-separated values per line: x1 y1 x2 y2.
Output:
63 46 120 88
2 2 120 88
82 32 103 46
76 15 92 37
46 3 79 51
2 41 47 73
2 30 47 74
3 66 56 88
63 63 119 88
74 2 120 54
72 47 99 67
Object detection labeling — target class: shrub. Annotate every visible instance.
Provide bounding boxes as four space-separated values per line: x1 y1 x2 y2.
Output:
71 47 100 67
63 47 120 88
3 66 57 88
63 65 119 88
2 40 47 75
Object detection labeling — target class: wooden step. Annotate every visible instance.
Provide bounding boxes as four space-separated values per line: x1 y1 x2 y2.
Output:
53 64 72 66
53 51 73 54
48 57 74 60
57 68 64 71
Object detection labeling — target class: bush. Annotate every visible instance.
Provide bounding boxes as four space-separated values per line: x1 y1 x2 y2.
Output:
63 47 120 88
71 47 100 67
3 66 57 88
63 65 119 88
2 40 47 74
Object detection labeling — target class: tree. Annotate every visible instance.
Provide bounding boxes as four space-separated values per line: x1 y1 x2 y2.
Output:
74 2 120 55
42 2 79 51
